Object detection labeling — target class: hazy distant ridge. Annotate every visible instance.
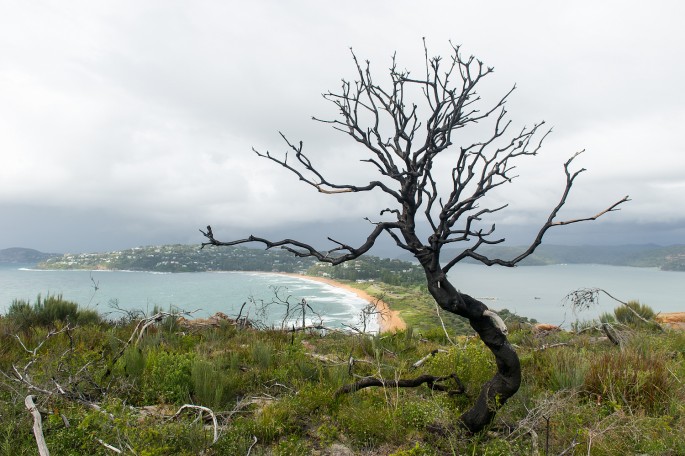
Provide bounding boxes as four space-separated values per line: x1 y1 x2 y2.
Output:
452 244 685 271
0 247 59 264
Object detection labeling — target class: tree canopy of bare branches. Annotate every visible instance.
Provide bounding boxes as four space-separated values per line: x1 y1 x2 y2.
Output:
201 41 628 433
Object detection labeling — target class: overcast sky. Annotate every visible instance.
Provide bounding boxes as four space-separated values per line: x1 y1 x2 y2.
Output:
1 1 684 254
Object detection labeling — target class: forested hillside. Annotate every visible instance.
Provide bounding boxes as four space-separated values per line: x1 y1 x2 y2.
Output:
25 243 685 275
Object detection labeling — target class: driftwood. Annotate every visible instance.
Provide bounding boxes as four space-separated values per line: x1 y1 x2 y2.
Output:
25 395 50 456
335 373 465 397
176 312 244 330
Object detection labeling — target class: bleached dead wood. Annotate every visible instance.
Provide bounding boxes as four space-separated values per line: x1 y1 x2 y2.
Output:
533 342 569 352
96 438 122 453
411 349 449 369
25 395 50 456
246 435 258 456
171 404 219 445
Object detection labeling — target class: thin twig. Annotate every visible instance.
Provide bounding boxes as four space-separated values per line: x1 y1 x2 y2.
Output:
246 435 258 456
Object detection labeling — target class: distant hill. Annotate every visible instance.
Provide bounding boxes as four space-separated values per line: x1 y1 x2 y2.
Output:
37 244 317 273
433 244 685 271
0 247 60 264
30 243 685 274
37 244 426 286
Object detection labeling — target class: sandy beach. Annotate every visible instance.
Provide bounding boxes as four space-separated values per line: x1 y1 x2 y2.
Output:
280 273 406 333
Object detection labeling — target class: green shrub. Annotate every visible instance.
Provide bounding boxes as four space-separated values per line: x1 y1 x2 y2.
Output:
38 294 79 324
5 294 102 330
396 399 439 430
142 350 194 404
337 398 402 448
121 346 146 378
274 435 311 455
191 357 247 408
76 308 101 325
251 340 273 369
584 349 673 414
5 299 35 332
613 300 655 326
545 349 589 391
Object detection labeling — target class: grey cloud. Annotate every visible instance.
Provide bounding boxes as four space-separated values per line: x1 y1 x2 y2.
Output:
1 1 684 252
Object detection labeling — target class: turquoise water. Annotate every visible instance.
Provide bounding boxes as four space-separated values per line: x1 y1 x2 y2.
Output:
0 266 376 331
447 263 685 325
1 263 683 328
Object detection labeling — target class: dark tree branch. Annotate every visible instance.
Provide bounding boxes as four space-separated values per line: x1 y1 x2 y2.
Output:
335 373 465 397
253 133 402 201
442 152 629 272
200 222 399 265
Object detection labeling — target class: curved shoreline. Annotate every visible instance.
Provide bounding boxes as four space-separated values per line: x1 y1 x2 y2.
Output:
22 266 407 332
277 273 406 333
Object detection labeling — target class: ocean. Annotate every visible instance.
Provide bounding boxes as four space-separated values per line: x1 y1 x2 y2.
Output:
1 263 683 328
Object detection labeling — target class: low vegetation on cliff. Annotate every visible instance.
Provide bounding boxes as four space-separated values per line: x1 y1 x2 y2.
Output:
1 295 684 455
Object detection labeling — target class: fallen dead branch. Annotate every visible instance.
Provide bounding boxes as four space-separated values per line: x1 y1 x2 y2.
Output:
246 435 258 456
25 395 50 456
533 342 569 352
565 288 664 331
411 349 449 369
171 404 219 445
96 438 122 454
335 373 465 397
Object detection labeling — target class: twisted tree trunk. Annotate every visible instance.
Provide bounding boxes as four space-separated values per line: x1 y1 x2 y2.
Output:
426 273 520 433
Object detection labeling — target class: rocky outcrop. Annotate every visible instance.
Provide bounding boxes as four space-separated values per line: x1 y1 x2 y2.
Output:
655 312 685 330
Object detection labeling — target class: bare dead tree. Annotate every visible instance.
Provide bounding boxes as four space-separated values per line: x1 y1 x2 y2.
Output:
201 41 628 433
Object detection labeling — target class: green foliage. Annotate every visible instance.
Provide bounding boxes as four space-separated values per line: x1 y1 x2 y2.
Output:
390 442 434 456
251 340 273 369
308 257 425 286
613 300 655 325
5 294 102 331
5 299 34 333
2 302 685 455
337 398 401 448
142 349 194 404
542 348 589 391
584 349 674 414
190 356 247 408
274 435 311 455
